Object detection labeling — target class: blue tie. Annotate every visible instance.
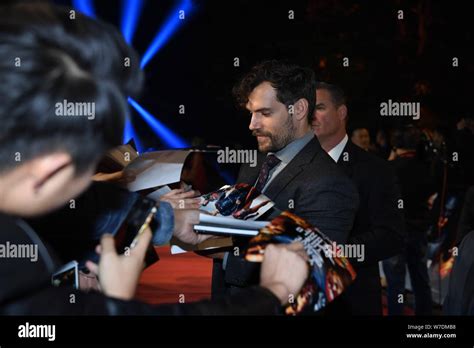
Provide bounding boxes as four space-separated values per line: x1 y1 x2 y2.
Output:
254 154 281 192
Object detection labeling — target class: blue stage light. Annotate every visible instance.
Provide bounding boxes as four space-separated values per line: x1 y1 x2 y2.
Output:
128 98 189 149
140 0 192 68
123 117 135 143
72 0 96 18
120 0 144 44
120 0 144 146
123 117 144 153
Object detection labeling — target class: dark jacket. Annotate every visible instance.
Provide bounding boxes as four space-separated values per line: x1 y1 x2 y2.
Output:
0 213 281 315
212 136 359 296
444 230 474 315
391 154 435 235
456 186 474 244
327 141 405 315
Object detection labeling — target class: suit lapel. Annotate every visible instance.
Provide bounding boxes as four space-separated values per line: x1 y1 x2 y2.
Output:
264 137 321 200
237 152 266 185
337 141 357 178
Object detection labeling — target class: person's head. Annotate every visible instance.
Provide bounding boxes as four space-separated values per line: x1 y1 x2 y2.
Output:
375 129 388 147
391 126 421 151
0 3 142 216
312 82 347 150
233 60 316 153
351 128 371 151
456 115 474 133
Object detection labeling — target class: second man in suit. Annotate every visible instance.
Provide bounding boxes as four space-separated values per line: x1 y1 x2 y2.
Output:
312 82 405 315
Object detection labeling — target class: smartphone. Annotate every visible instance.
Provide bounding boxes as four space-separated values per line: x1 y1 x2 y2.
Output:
113 197 160 267
52 260 79 289
79 197 160 269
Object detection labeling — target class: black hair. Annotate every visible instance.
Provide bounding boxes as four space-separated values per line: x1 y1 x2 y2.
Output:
315 81 347 107
0 3 143 174
232 60 316 123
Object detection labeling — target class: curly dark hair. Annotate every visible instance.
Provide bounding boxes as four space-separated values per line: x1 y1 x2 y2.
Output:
232 60 316 123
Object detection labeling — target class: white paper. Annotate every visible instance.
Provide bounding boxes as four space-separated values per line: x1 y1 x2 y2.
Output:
170 245 188 254
199 213 268 230
124 150 191 191
193 225 259 236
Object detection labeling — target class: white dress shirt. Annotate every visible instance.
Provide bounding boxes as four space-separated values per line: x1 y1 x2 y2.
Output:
327 134 349 162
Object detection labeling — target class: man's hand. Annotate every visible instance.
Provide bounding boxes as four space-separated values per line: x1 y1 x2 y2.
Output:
85 229 152 300
78 270 101 292
259 242 309 305
160 188 201 209
172 209 215 245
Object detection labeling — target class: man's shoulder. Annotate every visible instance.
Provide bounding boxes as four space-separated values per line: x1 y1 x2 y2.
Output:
342 142 394 177
297 148 357 194
305 144 349 178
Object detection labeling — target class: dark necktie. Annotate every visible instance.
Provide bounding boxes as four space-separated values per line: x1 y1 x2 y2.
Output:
254 154 281 192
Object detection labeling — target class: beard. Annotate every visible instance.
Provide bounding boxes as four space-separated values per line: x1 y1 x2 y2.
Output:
253 116 295 153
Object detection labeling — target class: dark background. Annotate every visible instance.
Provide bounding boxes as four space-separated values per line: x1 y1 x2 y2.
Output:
54 0 473 151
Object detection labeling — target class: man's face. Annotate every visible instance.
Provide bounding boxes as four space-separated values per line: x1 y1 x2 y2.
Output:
247 82 296 153
351 129 371 151
312 89 344 143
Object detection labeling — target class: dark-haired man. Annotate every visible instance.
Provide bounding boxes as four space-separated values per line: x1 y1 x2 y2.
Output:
351 128 371 151
0 3 309 315
313 82 405 315
212 61 359 299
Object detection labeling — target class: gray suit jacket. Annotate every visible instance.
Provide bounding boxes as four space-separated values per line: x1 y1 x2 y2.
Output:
212 136 359 292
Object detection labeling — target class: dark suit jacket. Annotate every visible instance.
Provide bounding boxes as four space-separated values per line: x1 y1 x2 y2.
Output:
212 136 359 296
327 141 405 315
444 230 474 315
456 186 474 244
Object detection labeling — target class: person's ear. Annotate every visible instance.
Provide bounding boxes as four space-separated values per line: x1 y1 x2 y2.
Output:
337 104 348 123
29 153 73 193
292 98 309 121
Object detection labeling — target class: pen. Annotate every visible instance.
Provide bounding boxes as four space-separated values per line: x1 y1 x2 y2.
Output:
130 206 158 249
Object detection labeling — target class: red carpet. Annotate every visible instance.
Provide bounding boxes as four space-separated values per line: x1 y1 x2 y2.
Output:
136 246 418 315
136 246 213 305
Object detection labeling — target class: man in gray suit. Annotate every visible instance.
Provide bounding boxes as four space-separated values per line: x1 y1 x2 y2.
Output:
212 61 359 297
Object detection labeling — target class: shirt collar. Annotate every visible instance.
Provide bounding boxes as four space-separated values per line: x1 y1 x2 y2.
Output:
328 134 349 162
271 131 314 164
